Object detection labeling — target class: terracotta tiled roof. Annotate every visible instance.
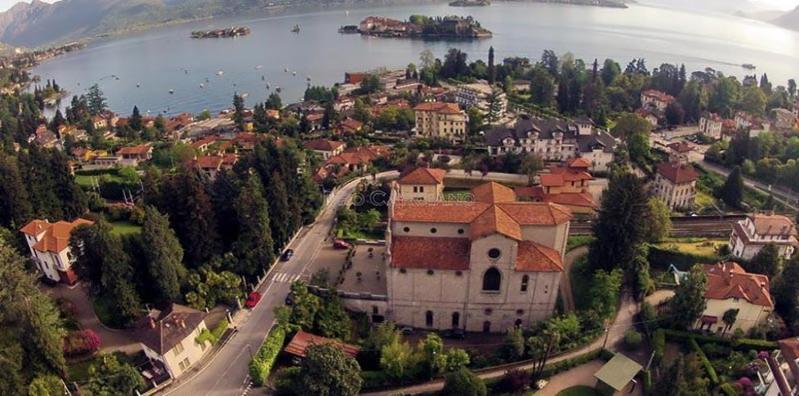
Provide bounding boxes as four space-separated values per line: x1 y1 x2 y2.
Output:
516 241 564 272
390 236 470 270
21 218 94 253
195 156 223 169
116 143 152 156
667 142 693 154
284 330 360 358
136 304 207 355
413 101 462 114
393 201 491 223
495 202 573 226
339 117 363 131
549 166 593 182
642 89 675 103
327 152 369 166
545 192 597 208
304 139 346 152
567 157 592 169
472 182 516 203
779 338 799 364
540 173 564 187
514 186 546 200
470 205 522 241
398 168 446 185
657 162 698 184
703 261 773 308
749 214 798 237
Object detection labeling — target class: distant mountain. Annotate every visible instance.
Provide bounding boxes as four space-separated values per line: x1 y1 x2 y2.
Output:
773 6 799 30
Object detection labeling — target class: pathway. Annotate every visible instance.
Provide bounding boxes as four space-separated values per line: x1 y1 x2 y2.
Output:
364 293 639 396
560 246 588 313
45 283 140 354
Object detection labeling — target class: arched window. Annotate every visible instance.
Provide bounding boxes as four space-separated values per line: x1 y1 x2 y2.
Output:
451 312 460 328
482 267 501 291
515 319 523 328
521 275 529 292
425 311 434 327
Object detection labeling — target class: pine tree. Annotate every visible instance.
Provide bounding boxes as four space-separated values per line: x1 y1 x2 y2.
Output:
0 154 32 228
47 149 87 219
233 93 245 130
86 84 107 116
140 206 186 305
747 243 781 278
719 166 744 209
130 105 142 131
233 175 275 279
668 265 707 330
487 46 495 85
210 170 241 251
774 256 799 332
166 167 221 267
265 171 292 252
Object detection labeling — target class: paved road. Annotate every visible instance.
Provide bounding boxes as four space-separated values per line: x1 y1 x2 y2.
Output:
698 160 798 211
160 171 398 396
364 293 638 396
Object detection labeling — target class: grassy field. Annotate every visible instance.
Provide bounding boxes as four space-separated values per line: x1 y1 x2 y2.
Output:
567 235 595 251
655 238 727 258
110 221 142 236
74 170 124 188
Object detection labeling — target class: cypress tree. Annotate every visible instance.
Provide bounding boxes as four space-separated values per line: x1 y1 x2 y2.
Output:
140 206 186 305
233 175 274 278
0 154 32 228
719 166 744 209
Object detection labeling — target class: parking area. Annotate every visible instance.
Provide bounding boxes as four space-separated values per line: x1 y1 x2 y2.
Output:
304 242 387 295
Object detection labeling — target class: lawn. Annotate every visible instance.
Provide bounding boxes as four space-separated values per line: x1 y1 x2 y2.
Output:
110 221 142 236
655 238 727 258
68 351 132 383
74 170 124 188
567 235 595 252
557 385 601 396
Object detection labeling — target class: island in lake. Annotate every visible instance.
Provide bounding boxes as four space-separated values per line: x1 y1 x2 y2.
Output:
357 15 492 39
449 0 491 6
191 26 251 39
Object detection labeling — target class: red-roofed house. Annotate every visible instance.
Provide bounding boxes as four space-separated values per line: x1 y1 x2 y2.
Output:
641 89 675 112
284 330 360 359
652 162 698 210
304 139 346 160
337 117 364 134
387 180 571 333
194 154 238 180
699 113 726 140
20 218 94 284
695 261 774 334
116 143 153 166
515 162 597 214
414 101 468 142
730 214 798 260
397 167 446 201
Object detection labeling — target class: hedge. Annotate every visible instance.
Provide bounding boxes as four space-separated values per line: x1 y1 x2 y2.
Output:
719 383 738 396
196 319 230 346
661 329 777 351
688 338 719 385
249 326 287 386
648 246 718 271
652 329 665 364
641 370 652 396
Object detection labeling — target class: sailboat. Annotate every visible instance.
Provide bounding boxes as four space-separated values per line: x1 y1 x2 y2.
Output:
291 24 301 33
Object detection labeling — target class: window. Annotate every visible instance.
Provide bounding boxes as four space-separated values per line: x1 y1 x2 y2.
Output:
521 275 529 292
178 358 190 371
516 309 524 316
488 248 501 259
484 308 493 315
419 186 425 193
403 227 410 233
426 311 434 327
173 341 185 357
430 228 437 234
451 312 460 328
427 269 435 276
515 319 523 328
455 270 463 277
399 268 407 274
482 268 501 291
457 228 464 234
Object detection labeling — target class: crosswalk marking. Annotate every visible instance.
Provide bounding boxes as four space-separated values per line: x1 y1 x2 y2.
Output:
273 273 302 283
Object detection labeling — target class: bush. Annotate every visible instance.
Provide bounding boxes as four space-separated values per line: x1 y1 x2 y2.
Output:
249 326 287 386
63 329 102 357
720 383 738 396
653 329 665 364
661 328 777 351
689 337 719 385
273 366 301 396
441 368 487 396
624 330 643 350
196 319 229 346
493 368 529 394
641 370 652 395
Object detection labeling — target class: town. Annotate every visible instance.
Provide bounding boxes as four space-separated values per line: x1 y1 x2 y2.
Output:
0 43 798 396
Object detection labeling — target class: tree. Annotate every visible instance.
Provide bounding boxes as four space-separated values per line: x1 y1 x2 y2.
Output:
441 48 469 79
27 375 63 396
520 152 544 183
184 265 242 309
501 327 525 361
286 282 321 331
233 93 245 130
741 85 767 115
612 113 651 164
721 308 739 335
540 49 559 76
665 101 685 126
668 264 707 330
529 66 555 107
435 348 470 373
589 171 649 272
380 338 417 380
601 58 621 86
232 175 274 279
314 293 350 339
297 344 362 396
140 206 186 305
789 79 797 99
83 354 145 395
441 368 487 396
486 88 503 123
130 105 142 131
265 93 282 110
0 154 33 228
774 256 799 332
86 84 107 116
359 74 382 94
643 197 672 243
747 243 781 278
719 166 744 209
487 46 495 84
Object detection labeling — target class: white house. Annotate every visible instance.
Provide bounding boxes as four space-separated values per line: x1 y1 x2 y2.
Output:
20 218 94 284
729 214 798 260
695 261 773 335
136 304 212 380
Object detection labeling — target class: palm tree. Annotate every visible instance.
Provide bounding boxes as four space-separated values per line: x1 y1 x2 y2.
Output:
722 309 739 335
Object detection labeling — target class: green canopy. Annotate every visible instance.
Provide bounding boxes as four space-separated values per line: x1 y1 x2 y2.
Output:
594 353 643 392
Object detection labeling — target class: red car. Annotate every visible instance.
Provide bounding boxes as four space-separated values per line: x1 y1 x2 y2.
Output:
245 292 261 309
333 239 352 250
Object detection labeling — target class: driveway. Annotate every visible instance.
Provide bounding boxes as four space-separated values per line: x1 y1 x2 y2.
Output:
46 283 140 354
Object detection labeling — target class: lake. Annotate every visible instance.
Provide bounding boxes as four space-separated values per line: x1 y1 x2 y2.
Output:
31 1 799 117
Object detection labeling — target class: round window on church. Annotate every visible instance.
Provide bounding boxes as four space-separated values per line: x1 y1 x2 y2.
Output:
488 248 501 260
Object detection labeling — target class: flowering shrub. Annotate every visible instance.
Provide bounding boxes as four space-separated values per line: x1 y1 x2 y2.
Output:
64 329 102 356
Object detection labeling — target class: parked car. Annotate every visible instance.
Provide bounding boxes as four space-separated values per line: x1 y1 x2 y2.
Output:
333 239 353 250
442 328 466 339
245 292 261 309
284 292 294 306
281 249 294 261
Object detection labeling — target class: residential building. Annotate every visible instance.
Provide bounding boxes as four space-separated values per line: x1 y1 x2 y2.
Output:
515 159 597 214
695 261 773 334
652 162 697 210
635 108 659 128
455 81 507 118
20 218 94 284
640 89 675 112
386 181 572 333
735 111 771 137
699 113 724 140
116 143 153 166
304 139 346 160
337 117 364 134
136 304 211 379
666 141 693 163
92 115 108 130
764 338 799 396
485 116 616 171
729 214 798 260
396 167 446 201
413 102 468 142
193 154 238 180
773 108 798 130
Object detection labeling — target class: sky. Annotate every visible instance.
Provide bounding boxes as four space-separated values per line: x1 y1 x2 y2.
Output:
0 0 797 12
